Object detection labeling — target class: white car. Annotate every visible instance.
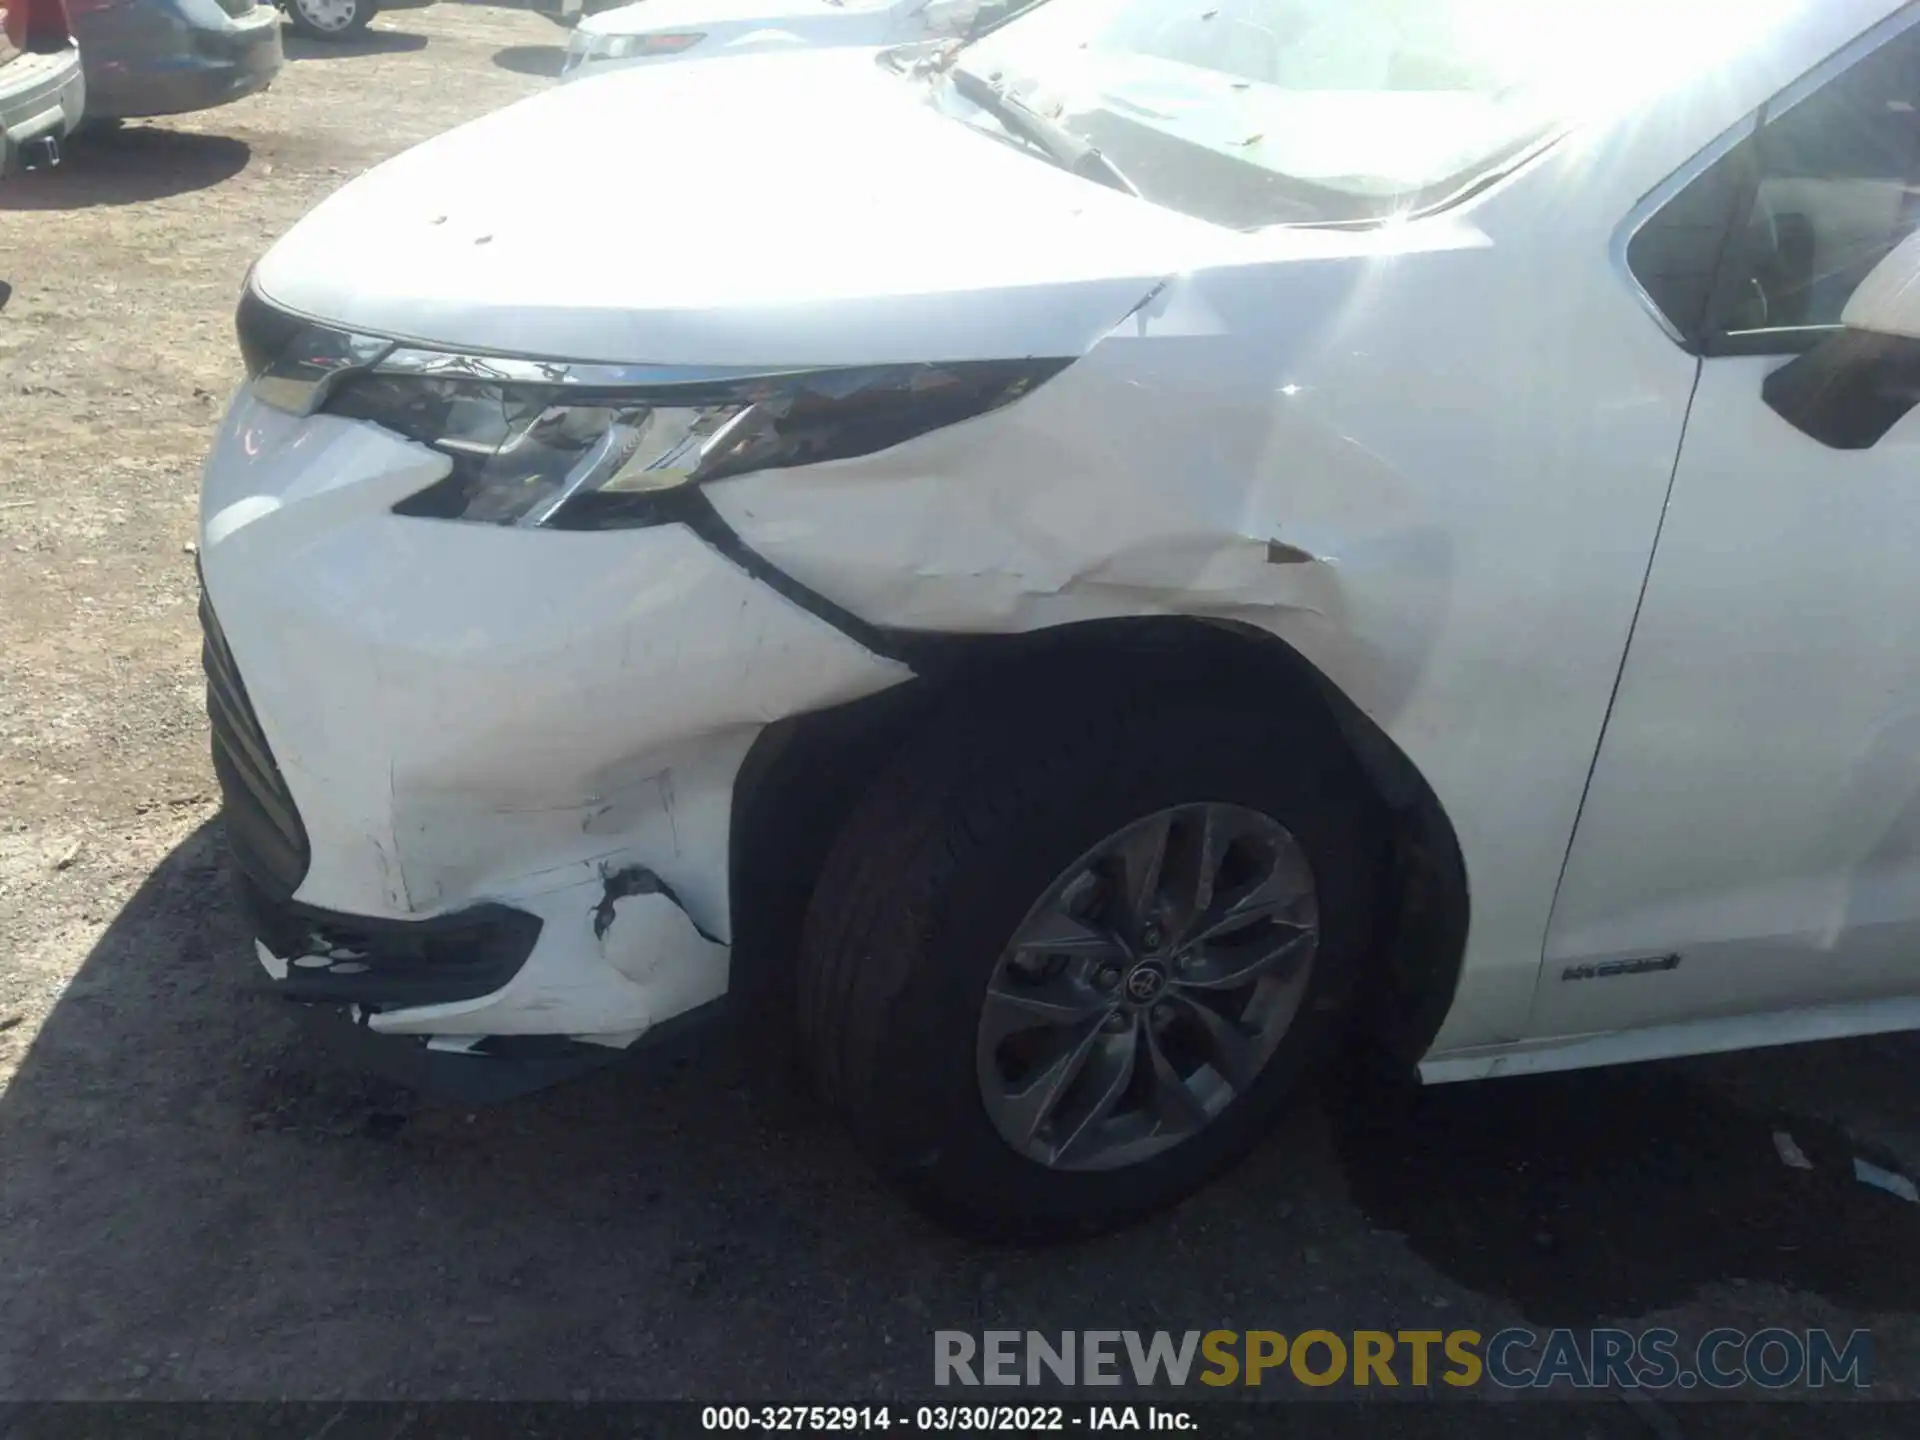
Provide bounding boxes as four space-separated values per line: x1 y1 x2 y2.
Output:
204 0 1920 1238
558 0 998 78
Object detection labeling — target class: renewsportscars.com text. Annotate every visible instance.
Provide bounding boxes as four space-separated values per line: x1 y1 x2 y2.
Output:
934 1328 1871 1391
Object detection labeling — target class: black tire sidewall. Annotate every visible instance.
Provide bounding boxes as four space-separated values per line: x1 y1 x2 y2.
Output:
856 701 1378 1238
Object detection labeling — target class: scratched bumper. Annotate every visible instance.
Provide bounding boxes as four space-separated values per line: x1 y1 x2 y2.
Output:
198 385 909 1049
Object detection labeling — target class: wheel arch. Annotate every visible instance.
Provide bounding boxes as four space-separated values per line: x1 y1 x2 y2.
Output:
727 616 1469 1084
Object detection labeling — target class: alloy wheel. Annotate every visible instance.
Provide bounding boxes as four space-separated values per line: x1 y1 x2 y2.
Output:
975 802 1319 1172
294 0 361 32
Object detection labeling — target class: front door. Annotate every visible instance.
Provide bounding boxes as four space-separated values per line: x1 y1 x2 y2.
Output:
1537 8 1920 1038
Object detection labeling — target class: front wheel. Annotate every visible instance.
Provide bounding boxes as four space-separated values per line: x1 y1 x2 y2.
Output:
797 686 1383 1241
283 0 376 38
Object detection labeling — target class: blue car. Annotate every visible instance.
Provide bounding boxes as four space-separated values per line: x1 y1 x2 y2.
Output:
67 0 280 122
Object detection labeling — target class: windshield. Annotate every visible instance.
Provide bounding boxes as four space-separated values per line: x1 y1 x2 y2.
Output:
953 0 1707 228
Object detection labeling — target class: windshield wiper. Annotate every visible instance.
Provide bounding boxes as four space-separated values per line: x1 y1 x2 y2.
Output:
947 66 1137 197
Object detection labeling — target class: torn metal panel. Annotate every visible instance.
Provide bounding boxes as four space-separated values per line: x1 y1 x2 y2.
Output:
390 729 758 942
592 862 720 947
369 866 730 1040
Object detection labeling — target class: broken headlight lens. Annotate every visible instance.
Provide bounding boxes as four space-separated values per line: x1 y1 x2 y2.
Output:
564 30 707 70
321 357 1068 529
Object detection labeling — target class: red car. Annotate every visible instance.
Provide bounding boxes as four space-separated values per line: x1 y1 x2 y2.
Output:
0 0 84 174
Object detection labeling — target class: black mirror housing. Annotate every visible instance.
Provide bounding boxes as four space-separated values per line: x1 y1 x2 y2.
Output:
1763 328 1920 450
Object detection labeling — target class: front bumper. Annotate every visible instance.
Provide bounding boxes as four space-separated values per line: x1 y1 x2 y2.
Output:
77 0 281 121
235 865 724 1101
199 387 910 1056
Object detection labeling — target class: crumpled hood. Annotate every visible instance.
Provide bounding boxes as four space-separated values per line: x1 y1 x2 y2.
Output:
251 51 1230 368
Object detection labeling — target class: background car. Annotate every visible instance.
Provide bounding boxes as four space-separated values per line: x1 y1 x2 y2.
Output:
0 0 84 173
66 0 280 125
559 0 1017 79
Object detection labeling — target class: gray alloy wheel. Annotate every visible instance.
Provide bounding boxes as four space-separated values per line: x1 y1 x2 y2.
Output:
975 802 1319 1173
285 0 373 37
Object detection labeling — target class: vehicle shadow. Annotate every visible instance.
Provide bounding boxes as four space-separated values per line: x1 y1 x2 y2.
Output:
1331 1039 1920 1326
2 820 1918 1405
282 27 430 59
492 43 567 78
0 129 249 210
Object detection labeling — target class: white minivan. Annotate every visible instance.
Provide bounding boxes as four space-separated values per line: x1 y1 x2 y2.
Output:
202 0 1920 1238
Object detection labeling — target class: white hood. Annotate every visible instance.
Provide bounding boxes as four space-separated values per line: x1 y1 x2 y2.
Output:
251 52 1229 369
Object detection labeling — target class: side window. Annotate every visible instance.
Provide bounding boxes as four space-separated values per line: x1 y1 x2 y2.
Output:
1719 25 1920 344
1629 18 1920 353
1625 134 1759 344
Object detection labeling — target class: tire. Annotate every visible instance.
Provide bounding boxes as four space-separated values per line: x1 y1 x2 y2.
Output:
284 0 376 38
797 681 1383 1242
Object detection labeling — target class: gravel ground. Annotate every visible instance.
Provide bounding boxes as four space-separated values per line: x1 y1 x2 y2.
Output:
2 8 1918 1431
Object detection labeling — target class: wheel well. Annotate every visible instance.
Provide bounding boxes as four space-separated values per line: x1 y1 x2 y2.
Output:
726 617 1468 1083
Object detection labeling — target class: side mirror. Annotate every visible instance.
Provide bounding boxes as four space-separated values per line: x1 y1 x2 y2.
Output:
1763 229 1920 450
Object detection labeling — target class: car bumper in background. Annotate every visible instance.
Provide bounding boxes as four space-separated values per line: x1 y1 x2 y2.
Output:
197 387 910 1066
78 0 282 121
0 45 85 174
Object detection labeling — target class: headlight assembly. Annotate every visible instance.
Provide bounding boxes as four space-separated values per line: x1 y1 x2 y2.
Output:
240 295 1067 533
573 30 707 65
328 356 1065 528
236 290 1070 530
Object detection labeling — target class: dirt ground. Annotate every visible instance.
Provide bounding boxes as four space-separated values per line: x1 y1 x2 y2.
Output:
3 7 1920 1430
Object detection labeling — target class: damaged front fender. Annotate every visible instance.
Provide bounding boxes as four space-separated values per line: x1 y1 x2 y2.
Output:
703 201 1703 1055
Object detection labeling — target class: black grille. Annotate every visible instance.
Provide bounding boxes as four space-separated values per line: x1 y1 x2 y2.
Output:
201 586 311 899
234 870 542 1008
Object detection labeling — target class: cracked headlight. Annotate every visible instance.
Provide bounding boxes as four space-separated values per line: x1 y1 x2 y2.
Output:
316 351 1069 529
